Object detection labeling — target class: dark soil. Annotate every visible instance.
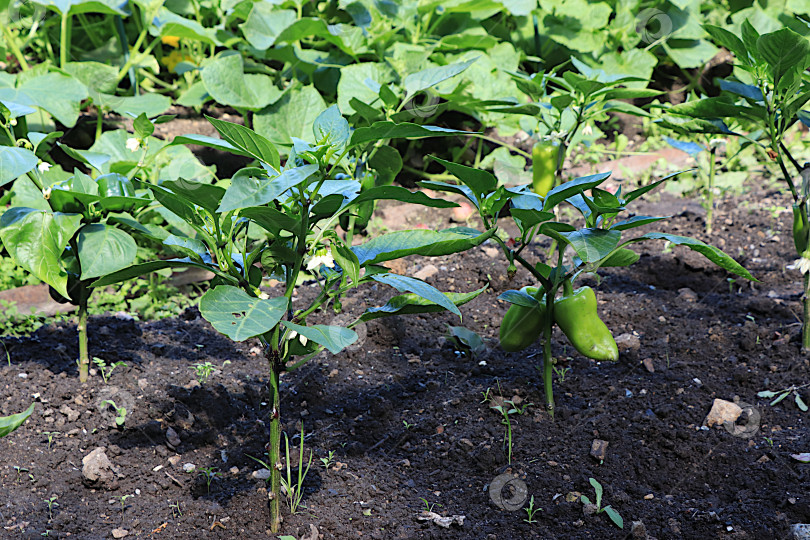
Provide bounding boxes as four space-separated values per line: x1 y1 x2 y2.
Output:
1 181 809 540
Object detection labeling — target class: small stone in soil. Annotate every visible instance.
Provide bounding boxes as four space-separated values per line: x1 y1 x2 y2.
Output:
630 520 648 539
703 398 742 428
590 439 609 461
252 469 271 480
182 463 195 473
111 528 128 538
642 358 655 373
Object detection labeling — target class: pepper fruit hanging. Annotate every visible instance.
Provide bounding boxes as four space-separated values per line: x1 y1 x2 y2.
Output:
793 203 809 254
531 142 558 197
499 286 548 352
554 282 618 361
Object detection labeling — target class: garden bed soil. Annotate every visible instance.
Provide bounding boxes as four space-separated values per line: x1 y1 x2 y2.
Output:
1 182 809 539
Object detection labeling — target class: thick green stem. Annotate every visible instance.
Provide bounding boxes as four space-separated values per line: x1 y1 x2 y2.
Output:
542 288 555 417
706 146 716 235
2 26 30 71
59 11 70 69
267 354 283 532
801 291 810 364
77 300 89 383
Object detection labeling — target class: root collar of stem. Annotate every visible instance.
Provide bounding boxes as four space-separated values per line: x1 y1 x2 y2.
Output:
266 359 283 533
77 302 89 383
542 289 556 417
803 273 810 354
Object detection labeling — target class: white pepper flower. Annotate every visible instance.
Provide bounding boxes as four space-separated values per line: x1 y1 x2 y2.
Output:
37 162 51 173
305 249 334 271
788 252 810 274
126 137 141 152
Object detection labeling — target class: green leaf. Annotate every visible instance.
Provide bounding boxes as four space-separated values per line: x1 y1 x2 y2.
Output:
312 105 350 149
133 113 154 140
217 164 319 212
703 25 749 64
611 215 668 231
281 322 358 354
599 248 639 267
367 146 403 185
151 8 218 43
0 72 88 127
403 58 477 95
668 98 749 118
429 156 497 202
637 232 755 280
352 228 495 266
604 506 623 529
757 28 810 85
0 208 83 297
510 208 555 230
370 273 461 317
346 186 458 209
560 229 621 263
76 224 137 280
0 146 38 187
349 122 468 148
359 286 487 322
161 179 226 215
239 206 298 234
590 478 603 507
201 54 282 110
336 62 395 115
100 93 172 118
498 288 540 308
91 258 233 287
206 116 280 170
332 239 360 285
254 85 327 147
757 390 777 398
199 285 287 341
0 403 34 438
240 6 296 49
796 393 808 412
543 172 612 212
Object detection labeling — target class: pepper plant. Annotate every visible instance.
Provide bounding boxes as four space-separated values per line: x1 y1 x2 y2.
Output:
0 116 150 382
425 160 754 416
94 107 490 531
660 21 810 349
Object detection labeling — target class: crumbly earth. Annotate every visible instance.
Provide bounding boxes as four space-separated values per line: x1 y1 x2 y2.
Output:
1 181 808 540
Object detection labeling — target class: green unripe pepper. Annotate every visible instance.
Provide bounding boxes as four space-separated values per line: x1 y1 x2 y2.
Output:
499 286 548 352
531 142 558 197
793 203 808 254
554 283 618 361
97 173 136 212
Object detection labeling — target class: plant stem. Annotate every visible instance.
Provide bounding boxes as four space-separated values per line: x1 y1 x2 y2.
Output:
77 299 89 383
59 11 70 69
542 287 555 417
803 272 810 355
267 357 283 532
706 145 716 235
2 26 30 71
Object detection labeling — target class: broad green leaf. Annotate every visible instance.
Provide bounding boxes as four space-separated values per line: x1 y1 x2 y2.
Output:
543 172 612 212
498 288 540 308
217 164 319 212
668 98 749 118
76 224 137 280
703 25 748 64
332 239 360 285
403 59 477 95
417 180 477 207
352 228 495 266
0 146 38 187
201 54 282 110
430 156 497 202
663 39 719 70
604 506 623 529
0 208 83 297
91 258 234 287
0 73 87 127
313 105 350 149
281 322 358 354
199 285 287 341
611 215 667 231
98 93 172 118
359 286 487 322
560 229 621 263
168 134 247 158
239 206 298 234
718 79 763 101
161 179 226 214
370 273 460 317
346 185 458 209
367 146 403 185
757 28 810 84
0 403 34 438
796 394 808 412
336 62 395 115
152 8 218 44
240 6 297 49
207 116 280 170
510 208 555 230
254 86 327 147
636 232 755 280
599 248 639 267
30 0 126 15
349 122 468 148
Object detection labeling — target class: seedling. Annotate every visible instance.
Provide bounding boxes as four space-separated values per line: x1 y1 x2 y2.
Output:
281 424 313 515
43 431 59 451
190 360 231 384
118 494 133 517
552 364 571 382
758 383 809 412
420 497 441 513
320 451 336 470
101 400 127 427
169 500 182 517
403 420 415 430
93 357 127 384
44 496 58 520
13 466 29 484
197 467 221 494
580 478 623 529
446 325 486 358
524 495 542 523
480 387 493 404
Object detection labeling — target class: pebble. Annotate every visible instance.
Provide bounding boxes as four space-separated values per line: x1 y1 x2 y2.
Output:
252 469 271 480
630 520 648 539
229 467 239 475
414 264 439 281
677 288 698 302
590 439 609 461
182 463 196 473
615 333 641 353
703 398 742 428
18 373 27 379
112 528 128 538
166 427 181 448
168 456 181 466
642 358 655 373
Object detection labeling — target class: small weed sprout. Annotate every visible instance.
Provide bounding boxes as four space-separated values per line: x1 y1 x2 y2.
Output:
402 420 415 430
169 500 182 517
553 365 571 382
14 466 28 484
197 467 221 494
118 494 133 517
420 497 441 513
580 478 623 529
44 496 58 520
759 383 810 412
281 424 313 514
101 400 127 426
320 450 335 470
480 387 493 404
491 399 533 464
43 431 59 450
191 360 231 384
524 495 542 523
93 357 127 384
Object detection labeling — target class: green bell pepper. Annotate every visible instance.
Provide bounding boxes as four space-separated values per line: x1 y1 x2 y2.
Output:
499 286 548 352
531 142 558 197
793 203 808 254
554 282 618 361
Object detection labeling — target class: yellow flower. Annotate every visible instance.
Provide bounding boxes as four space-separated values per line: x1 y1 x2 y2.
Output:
161 35 180 48
161 50 195 74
